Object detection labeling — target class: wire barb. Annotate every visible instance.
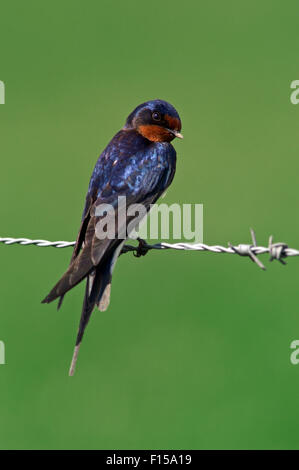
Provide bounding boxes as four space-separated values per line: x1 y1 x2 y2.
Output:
228 228 266 270
268 235 288 265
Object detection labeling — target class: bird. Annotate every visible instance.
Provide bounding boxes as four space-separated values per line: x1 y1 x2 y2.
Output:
42 99 183 375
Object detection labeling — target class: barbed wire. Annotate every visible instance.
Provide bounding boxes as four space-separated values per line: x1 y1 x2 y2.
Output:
1 229 298 270
0 238 76 248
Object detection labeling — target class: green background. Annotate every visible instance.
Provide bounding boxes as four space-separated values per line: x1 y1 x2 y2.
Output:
0 0 299 450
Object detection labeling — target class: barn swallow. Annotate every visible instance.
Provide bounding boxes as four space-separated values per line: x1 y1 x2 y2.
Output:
42 99 183 375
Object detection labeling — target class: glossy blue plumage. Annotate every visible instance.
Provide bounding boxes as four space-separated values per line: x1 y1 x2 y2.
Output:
84 128 176 216
43 100 182 373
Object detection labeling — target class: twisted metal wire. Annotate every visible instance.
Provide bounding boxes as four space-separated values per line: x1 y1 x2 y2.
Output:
0 237 76 248
1 229 298 270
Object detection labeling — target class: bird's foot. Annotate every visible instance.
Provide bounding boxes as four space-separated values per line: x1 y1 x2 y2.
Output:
134 238 150 258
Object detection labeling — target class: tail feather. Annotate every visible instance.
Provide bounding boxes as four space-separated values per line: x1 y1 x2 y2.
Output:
68 258 113 376
76 270 102 346
44 240 124 376
96 241 125 312
57 294 65 311
68 272 99 376
97 283 111 312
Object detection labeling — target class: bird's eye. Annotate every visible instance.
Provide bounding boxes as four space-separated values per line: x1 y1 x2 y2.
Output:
152 111 161 121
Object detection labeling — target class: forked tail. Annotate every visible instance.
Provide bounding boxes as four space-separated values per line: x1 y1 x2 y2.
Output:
68 259 112 376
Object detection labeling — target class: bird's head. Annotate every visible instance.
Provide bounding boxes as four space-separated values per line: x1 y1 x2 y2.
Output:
124 99 183 143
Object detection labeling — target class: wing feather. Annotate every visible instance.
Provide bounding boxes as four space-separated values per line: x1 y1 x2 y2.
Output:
42 137 176 305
